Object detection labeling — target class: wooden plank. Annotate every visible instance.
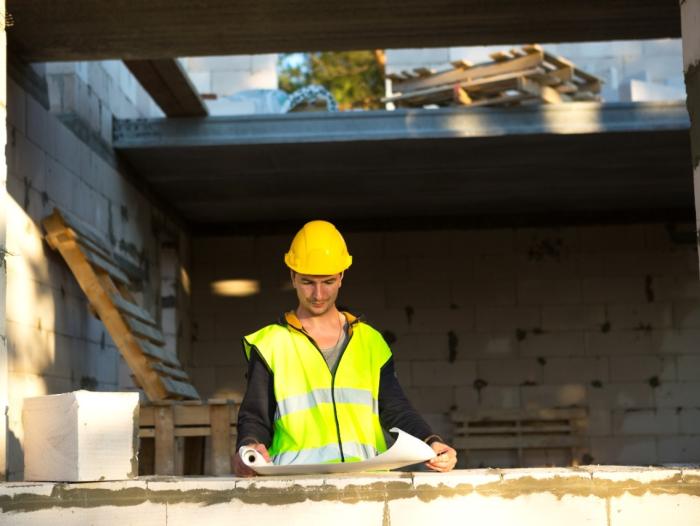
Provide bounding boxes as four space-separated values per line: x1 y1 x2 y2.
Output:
383 67 545 103
452 408 587 422
124 59 208 117
393 51 544 92
126 316 166 345
140 425 237 438
82 249 130 284
517 77 562 104
456 425 574 435
43 209 113 258
414 67 435 77
154 405 175 475
453 434 585 450
554 82 579 94
464 92 535 108
41 235 168 400
210 404 232 475
45 223 116 263
140 402 237 427
489 51 511 62
151 362 190 381
522 44 544 54
137 338 181 368
453 85 472 105
110 293 157 326
160 375 200 400
530 66 574 86
450 59 473 70
542 51 602 86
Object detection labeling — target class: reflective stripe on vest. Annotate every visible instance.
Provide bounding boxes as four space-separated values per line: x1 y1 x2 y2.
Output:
272 442 377 465
275 387 378 421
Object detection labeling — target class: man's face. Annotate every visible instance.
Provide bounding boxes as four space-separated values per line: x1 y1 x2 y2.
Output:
292 271 343 316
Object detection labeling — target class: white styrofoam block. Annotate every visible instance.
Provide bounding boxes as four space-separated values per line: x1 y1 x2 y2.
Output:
22 390 139 481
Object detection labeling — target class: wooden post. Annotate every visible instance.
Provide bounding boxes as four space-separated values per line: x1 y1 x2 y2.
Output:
210 402 232 475
154 404 175 475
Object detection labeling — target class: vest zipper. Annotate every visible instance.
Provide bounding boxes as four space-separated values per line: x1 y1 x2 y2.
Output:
330 370 345 463
299 321 353 463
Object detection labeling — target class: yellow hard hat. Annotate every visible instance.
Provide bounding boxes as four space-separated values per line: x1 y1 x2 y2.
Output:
284 220 352 275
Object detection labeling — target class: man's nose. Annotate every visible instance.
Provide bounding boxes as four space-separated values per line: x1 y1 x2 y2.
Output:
313 283 324 298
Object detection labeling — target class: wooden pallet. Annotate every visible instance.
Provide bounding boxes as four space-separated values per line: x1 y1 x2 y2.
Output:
452 408 588 467
42 209 199 401
139 399 238 475
384 44 602 108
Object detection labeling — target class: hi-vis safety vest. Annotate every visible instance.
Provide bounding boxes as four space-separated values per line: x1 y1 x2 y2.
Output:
243 311 391 465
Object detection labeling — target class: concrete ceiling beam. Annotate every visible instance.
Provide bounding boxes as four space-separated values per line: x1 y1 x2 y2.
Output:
123 59 207 117
7 1 681 61
113 102 690 150
110 103 692 225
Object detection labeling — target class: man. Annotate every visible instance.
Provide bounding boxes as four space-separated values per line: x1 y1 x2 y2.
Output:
233 220 457 476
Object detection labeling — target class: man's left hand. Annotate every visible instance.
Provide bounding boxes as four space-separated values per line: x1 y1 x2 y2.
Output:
425 441 457 472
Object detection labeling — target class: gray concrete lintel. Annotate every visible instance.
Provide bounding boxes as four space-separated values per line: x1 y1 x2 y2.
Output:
113 102 690 150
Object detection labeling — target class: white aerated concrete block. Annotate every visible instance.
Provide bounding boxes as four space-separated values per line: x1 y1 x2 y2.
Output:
23 390 139 481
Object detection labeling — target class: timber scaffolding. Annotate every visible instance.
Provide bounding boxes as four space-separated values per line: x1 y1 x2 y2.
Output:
383 44 602 108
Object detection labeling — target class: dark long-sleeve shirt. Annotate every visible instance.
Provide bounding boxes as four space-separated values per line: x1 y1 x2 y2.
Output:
236 347 434 450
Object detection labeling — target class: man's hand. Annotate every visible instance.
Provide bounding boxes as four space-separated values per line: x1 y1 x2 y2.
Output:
425 441 457 472
233 442 271 477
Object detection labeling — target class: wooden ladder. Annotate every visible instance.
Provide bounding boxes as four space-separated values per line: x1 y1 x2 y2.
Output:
43 209 199 401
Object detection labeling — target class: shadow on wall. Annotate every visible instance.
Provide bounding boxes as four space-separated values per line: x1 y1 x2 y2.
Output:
3 186 122 479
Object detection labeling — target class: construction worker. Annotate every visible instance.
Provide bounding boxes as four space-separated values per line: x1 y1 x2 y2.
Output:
233 220 457 476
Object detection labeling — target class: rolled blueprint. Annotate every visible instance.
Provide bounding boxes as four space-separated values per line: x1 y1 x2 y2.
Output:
240 428 436 476
238 446 272 468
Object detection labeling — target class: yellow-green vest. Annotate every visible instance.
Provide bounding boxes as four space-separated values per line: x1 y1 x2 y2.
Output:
243 311 391 465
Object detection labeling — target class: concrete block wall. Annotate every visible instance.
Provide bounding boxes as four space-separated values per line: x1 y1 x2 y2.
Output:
386 38 685 103
3 61 187 480
180 54 278 116
2 467 699 525
182 55 278 96
190 224 700 467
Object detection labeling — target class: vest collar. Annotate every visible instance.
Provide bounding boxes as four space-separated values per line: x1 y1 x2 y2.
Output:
282 309 360 335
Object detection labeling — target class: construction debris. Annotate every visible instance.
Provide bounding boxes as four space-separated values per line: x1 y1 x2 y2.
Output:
383 44 602 108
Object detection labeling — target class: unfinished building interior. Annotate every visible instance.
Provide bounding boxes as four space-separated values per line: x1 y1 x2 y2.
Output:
0 1 699 524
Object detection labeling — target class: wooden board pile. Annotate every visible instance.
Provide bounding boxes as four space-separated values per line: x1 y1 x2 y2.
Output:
451 408 588 467
383 44 602 108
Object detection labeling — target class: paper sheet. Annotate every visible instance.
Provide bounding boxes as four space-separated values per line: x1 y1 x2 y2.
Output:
239 428 436 475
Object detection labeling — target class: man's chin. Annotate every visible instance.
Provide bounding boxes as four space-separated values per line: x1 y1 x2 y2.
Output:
308 303 329 315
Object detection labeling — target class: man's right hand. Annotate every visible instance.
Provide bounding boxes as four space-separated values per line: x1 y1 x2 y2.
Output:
233 442 271 477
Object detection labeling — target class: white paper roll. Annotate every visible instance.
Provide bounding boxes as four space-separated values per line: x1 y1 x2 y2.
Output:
239 446 272 468
239 428 436 476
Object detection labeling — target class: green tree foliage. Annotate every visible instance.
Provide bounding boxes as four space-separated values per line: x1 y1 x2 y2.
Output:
278 51 385 110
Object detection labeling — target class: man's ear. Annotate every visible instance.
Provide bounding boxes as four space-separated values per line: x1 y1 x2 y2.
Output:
290 270 296 288
338 271 344 287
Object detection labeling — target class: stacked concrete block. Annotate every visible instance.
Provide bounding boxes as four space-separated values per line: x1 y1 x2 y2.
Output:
191 222 700 467
180 54 278 115
23 391 139 481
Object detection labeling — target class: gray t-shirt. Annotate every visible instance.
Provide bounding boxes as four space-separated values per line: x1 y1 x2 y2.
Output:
320 322 348 374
